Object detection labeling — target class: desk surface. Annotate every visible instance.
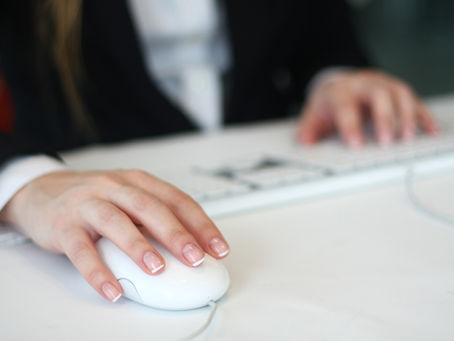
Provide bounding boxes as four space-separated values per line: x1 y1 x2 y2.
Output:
1 96 454 341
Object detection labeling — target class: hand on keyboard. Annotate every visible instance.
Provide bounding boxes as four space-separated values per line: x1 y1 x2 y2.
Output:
298 69 438 147
162 119 454 218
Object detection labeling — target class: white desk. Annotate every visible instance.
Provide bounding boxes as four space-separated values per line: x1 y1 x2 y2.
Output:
1 96 454 340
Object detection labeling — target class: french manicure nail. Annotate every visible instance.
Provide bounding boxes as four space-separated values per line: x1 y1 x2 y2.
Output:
209 237 230 257
144 251 164 274
183 243 205 266
102 282 122 303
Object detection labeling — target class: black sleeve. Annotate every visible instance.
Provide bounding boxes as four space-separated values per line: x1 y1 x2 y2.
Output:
0 1 67 167
0 0 194 166
289 0 370 97
0 133 61 166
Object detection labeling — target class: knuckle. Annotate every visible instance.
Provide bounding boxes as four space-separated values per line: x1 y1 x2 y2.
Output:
394 82 412 97
170 189 193 209
94 204 119 225
86 268 105 286
68 240 92 265
125 236 148 252
321 80 338 93
51 219 79 245
126 169 149 181
168 228 188 246
198 220 217 235
368 69 384 78
92 173 123 188
370 86 388 100
336 99 355 112
130 190 157 212
355 69 376 81
51 217 68 234
395 81 410 92
334 102 357 122
329 87 355 106
324 81 350 98
355 69 370 77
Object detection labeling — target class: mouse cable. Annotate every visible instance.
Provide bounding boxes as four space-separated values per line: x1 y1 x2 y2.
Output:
405 165 454 227
180 300 218 341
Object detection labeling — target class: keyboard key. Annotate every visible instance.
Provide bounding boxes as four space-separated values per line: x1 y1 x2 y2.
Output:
234 166 322 188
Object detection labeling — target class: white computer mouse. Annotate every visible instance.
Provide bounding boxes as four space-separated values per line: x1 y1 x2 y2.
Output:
96 237 230 310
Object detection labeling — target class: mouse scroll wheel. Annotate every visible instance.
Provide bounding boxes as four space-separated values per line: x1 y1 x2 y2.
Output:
117 278 144 303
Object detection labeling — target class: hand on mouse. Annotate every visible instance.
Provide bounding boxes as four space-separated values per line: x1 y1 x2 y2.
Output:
0 169 230 302
297 69 438 147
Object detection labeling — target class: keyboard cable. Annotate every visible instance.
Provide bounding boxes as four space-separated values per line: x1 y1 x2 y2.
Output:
405 165 454 227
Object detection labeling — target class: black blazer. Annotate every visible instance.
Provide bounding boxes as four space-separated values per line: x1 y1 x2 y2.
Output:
0 0 368 166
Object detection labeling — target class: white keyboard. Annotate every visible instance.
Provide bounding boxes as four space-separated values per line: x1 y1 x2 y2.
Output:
4 135 452 248
163 130 454 217
2 97 454 247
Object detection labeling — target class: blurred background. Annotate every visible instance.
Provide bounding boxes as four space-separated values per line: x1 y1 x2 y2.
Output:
1 0 454 130
349 0 454 97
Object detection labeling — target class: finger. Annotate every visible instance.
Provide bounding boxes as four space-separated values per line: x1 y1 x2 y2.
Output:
416 99 439 134
298 103 335 145
333 99 364 148
80 199 165 275
368 87 395 144
108 185 206 267
152 188 230 259
125 171 230 259
59 227 123 302
391 83 418 140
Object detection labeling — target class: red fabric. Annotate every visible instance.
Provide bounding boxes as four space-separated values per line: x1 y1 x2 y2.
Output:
0 71 14 133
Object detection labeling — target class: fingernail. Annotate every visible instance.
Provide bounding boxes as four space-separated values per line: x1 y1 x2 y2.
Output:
379 131 393 145
144 251 164 274
183 243 205 266
102 282 122 303
348 136 362 148
402 127 415 141
209 237 230 257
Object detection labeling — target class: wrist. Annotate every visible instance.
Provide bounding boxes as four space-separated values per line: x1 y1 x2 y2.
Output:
0 170 70 227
